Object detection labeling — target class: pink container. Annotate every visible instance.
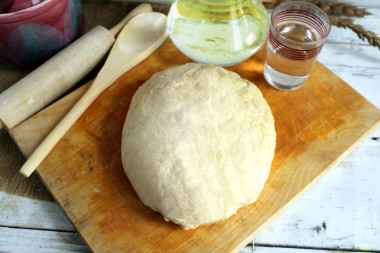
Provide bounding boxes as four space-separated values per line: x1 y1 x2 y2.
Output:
1 0 44 13
0 0 84 68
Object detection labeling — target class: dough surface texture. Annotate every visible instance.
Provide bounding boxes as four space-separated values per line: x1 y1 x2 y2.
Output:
121 63 276 229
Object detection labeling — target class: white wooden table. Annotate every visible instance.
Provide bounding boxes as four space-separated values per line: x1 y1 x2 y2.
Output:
1 1 379 252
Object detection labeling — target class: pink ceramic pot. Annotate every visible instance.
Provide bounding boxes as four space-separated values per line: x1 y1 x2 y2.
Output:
0 0 84 68
1 0 45 13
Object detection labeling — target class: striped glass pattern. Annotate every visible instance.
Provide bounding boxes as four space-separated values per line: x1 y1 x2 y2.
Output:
270 9 329 60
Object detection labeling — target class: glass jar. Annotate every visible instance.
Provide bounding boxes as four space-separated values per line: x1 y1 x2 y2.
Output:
167 0 269 66
0 0 83 68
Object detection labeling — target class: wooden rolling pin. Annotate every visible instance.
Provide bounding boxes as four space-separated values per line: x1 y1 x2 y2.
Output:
0 3 152 130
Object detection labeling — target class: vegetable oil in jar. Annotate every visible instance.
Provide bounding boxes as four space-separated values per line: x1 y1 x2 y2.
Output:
167 0 269 66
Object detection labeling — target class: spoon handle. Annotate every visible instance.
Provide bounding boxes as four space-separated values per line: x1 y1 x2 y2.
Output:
19 84 102 177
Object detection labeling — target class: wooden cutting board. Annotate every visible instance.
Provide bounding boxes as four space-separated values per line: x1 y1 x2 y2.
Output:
9 40 380 252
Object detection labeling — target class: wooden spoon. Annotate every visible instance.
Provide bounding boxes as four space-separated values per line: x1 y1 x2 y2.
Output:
20 12 168 177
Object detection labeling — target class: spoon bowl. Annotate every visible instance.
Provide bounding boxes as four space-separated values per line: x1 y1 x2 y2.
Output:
93 12 168 91
119 12 168 54
20 12 168 177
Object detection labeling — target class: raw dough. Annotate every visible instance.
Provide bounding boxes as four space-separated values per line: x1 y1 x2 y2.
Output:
121 63 276 229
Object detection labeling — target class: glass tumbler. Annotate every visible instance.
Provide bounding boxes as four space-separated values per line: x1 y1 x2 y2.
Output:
264 1 331 91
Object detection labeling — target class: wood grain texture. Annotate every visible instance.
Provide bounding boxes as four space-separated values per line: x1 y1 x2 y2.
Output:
11 40 380 252
18 12 168 178
1 221 361 253
9 83 90 157
0 227 90 253
0 191 74 231
256 126 380 250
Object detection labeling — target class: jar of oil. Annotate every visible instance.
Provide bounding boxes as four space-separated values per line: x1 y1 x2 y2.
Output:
167 0 269 66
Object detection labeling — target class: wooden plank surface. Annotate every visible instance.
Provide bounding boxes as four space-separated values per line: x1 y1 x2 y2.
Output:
0 227 90 253
0 191 74 231
8 38 380 252
2 1 380 252
256 127 380 250
0 223 363 253
1 58 378 253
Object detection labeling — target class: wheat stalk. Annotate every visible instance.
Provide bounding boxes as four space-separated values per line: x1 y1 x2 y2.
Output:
318 1 371 17
330 17 380 50
263 0 379 50
264 0 372 17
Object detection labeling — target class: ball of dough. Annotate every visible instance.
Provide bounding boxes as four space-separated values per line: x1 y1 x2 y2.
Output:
121 63 276 229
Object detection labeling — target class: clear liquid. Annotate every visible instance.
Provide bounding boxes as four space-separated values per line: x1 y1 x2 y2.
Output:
264 22 321 90
278 23 318 43
167 1 268 66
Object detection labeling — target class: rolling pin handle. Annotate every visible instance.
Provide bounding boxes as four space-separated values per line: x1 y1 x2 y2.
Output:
0 26 115 130
0 4 153 131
